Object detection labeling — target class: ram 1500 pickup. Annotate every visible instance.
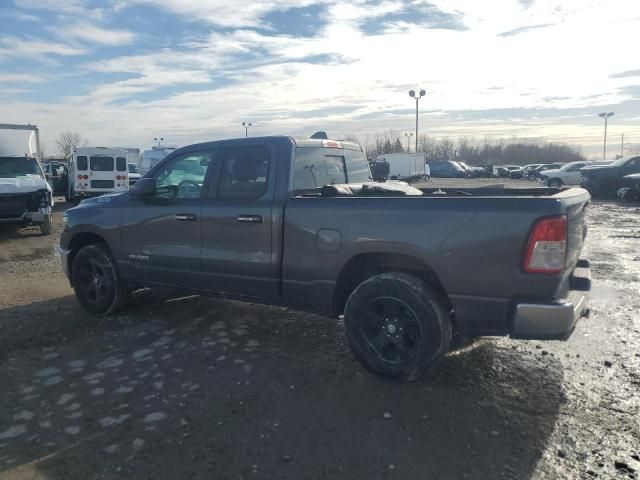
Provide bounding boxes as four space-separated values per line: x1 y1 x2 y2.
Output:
59 136 591 381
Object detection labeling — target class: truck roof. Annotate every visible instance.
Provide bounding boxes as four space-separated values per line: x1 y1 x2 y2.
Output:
292 137 362 151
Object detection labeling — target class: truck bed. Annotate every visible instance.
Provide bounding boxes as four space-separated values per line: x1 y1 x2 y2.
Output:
283 186 590 337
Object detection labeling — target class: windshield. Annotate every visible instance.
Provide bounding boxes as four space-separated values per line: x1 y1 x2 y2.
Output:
128 163 139 173
609 156 635 167
0 157 42 178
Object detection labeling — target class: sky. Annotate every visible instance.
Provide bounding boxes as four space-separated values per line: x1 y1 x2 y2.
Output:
0 0 639 159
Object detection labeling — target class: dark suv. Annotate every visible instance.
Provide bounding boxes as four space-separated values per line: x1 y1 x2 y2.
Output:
580 155 640 198
428 160 466 178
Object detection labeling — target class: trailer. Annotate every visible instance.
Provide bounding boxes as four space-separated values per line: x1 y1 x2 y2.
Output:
374 153 429 182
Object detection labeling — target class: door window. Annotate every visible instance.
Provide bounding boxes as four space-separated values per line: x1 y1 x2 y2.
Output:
152 150 215 199
218 146 270 200
116 157 127 171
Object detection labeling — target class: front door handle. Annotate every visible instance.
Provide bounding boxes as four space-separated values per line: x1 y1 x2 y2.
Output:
174 213 197 221
236 215 263 223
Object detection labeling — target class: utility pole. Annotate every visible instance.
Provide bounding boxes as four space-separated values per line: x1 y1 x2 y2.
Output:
408 89 426 153
598 112 614 160
404 132 413 153
242 122 252 138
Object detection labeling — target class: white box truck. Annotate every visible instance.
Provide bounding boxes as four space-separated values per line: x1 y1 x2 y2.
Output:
374 153 429 181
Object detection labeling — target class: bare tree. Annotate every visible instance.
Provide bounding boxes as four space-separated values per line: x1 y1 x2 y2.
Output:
56 131 86 159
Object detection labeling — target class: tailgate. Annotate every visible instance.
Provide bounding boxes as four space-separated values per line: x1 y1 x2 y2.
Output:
555 188 590 272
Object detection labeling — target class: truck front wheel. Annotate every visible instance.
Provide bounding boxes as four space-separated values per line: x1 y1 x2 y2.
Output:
343 272 451 382
71 244 130 315
39 214 53 235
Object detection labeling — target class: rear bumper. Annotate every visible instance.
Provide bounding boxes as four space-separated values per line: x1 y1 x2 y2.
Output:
510 260 591 340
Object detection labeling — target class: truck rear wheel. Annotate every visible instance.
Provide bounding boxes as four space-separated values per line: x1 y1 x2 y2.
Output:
71 244 129 315
343 272 451 382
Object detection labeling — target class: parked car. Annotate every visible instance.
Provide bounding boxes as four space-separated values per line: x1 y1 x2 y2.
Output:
0 155 53 234
539 161 590 187
128 163 142 186
453 161 473 176
495 166 511 178
581 155 640 198
527 163 565 180
618 173 640 201
510 164 541 179
60 135 591 382
428 160 467 178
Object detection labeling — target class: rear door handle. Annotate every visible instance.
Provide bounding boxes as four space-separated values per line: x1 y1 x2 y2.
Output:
174 213 197 221
236 215 263 223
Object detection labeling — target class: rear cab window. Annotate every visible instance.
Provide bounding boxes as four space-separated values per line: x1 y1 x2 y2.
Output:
292 147 370 193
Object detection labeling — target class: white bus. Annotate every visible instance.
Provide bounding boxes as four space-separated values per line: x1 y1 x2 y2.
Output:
67 147 129 203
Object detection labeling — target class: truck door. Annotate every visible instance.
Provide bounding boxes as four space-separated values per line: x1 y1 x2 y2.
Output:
200 142 277 299
120 148 217 289
48 163 68 195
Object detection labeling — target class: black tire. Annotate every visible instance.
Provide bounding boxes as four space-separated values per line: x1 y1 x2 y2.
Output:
39 214 53 235
548 179 563 188
343 272 452 382
71 244 130 315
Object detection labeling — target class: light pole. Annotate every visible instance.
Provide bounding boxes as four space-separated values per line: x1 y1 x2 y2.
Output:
404 132 413 153
242 122 252 138
153 137 164 148
409 89 426 153
598 112 614 160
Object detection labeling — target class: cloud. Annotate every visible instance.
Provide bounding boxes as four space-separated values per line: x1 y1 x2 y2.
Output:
125 0 330 28
0 7 39 21
54 23 136 46
498 23 553 37
610 69 640 79
13 0 103 18
2 0 640 161
0 35 86 60
0 73 45 83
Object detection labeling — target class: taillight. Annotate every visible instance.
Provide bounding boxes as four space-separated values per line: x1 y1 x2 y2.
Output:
321 140 343 149
523 216 567 274
83 175 89 180
77 175 83 180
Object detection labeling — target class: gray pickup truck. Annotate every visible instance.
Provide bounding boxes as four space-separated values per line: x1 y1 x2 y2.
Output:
59 136 591 381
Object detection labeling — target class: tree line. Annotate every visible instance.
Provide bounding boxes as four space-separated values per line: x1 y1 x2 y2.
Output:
346 130 585 166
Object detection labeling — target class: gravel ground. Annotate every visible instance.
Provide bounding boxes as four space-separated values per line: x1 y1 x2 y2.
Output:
0 190 638 480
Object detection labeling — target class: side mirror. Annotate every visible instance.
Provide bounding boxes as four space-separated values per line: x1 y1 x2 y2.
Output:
131 177 156 197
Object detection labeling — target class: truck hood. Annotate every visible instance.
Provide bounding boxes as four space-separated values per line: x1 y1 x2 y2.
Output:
580 165 614 175
0 175 51 194
624 173 640 180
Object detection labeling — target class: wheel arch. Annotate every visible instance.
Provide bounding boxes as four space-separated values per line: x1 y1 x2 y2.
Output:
548 177 564 186
67 232 111 279
332 252 451 317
